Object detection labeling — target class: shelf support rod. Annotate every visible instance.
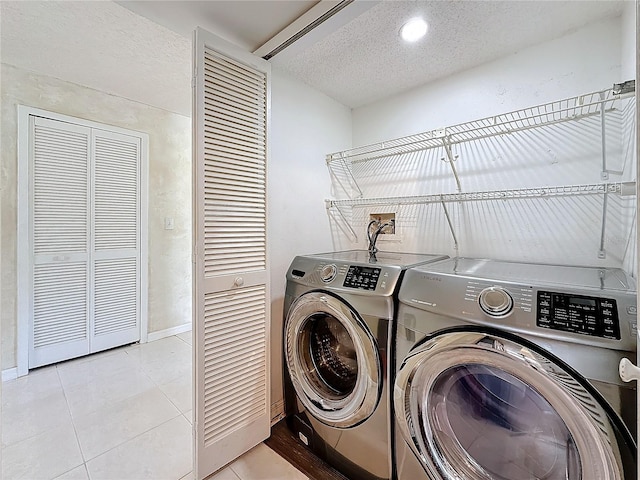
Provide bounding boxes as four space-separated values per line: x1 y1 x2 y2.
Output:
341 152 363 197
600 91 609 180
442 136 462 192
326 153 363 199
598 192 608 259
441 199 459 254
326 201 358 241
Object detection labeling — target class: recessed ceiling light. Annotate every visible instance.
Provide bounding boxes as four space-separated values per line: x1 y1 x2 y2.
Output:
400 17 428 43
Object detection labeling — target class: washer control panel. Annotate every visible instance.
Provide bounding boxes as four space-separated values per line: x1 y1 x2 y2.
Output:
537 291 620 340
343 265 381 291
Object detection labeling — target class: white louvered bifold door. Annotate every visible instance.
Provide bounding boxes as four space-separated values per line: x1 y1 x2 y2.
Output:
27 116 142 369
29 117 91 367
193 27 271 479
90 129 141 352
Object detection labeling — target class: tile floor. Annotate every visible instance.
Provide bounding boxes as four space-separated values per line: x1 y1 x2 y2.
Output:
2 333 307 480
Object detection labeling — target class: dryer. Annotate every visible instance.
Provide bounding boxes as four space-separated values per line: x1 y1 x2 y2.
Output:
283 250 448 480
393 257 637 480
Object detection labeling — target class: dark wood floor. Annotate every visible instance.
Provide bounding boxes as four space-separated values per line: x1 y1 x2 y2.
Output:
265 420 350 480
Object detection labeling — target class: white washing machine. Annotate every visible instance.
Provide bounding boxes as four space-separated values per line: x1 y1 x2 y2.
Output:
283 250 448 480
393 257 637 480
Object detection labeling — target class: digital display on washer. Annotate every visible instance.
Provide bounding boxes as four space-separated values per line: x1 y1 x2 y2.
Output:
570 297 596 307
343 266 381 291
537 291 620 339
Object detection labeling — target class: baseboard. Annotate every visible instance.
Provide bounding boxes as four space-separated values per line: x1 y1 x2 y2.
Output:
147 323 192 343
2 367 18 382
271 399 285 425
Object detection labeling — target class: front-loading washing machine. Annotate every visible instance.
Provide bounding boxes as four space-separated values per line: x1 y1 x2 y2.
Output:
283 250 448 480
393 257 637 480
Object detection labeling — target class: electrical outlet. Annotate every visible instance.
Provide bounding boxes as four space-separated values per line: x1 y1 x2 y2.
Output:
369 213 396 234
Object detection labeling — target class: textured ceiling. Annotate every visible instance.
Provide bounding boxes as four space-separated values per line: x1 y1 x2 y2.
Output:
273 0 626 108
0 1 628 116
116 0 626 108
0 1 192 116
116 0 320 52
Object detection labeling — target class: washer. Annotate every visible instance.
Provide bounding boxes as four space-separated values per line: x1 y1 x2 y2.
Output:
283 250 449 480
393 257 637 480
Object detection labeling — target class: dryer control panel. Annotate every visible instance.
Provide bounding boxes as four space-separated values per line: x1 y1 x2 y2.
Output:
537 291 620 340
343 265 381 291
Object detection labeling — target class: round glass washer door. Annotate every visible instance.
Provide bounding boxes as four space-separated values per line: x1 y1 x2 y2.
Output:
285 291 381 428
395 331 624 480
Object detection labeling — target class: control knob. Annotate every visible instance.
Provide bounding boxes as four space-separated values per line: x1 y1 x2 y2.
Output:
320 264 337 283
479 286 514 317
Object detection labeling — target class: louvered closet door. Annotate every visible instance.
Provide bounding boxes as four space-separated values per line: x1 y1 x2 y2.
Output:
29 117 91 368
193 27 271 479
27 116 142 369
90 129 141 352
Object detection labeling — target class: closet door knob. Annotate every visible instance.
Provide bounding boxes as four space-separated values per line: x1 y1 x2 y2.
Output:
233 277 244 287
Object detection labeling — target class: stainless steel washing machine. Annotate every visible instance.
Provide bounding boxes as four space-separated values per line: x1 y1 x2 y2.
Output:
393 257 637 480
283 250 449 480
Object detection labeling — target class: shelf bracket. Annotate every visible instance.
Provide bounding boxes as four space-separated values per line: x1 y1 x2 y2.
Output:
441 199 459 254
598 191 608 259
327 153 363 199
326 200 358 241
612 80 635 96
599 91 609 180
442 136 462 192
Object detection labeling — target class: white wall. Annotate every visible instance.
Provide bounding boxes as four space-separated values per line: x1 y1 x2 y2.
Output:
268 67 351 417
353 17 624 145
344 16 636 272
1 64 193 370
621 1 637 82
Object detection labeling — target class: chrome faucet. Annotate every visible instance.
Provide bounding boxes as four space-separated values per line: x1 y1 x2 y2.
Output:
367 219 394 262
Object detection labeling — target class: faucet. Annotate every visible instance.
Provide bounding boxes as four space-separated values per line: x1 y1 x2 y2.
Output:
367 219 394 262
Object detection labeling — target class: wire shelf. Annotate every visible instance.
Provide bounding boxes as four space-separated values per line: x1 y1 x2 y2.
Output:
326 182 636 208
327 87 626 165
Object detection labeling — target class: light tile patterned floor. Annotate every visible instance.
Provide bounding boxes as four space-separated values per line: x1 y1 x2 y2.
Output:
1 333 307 480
